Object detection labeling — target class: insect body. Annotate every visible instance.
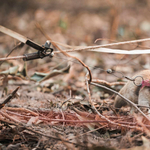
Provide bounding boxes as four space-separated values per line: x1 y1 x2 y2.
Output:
0 25 54 61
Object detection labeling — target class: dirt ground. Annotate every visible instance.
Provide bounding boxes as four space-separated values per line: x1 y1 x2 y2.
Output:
1 0 150 150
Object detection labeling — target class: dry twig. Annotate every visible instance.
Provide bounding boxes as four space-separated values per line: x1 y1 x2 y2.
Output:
57 37 150 53
0 87 20 109
92 79 125 87
134 114 150 137
0 110 21 123
90 82 150 122
35 23 92 82
0 117 85 147
85 73 142 130
0 42 24 66
5 107 39 116
68 125 107 140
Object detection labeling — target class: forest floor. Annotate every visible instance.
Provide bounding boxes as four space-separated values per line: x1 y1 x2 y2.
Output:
1 0 150 149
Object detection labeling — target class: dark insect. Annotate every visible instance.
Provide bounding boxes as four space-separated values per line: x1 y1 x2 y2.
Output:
0 25 54 61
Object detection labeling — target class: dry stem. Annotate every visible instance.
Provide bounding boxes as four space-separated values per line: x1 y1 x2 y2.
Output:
0 86 20 109
0 117 85 147
85 73 143 130
35 23 92 82
92 79 125 87
55 37 150 54
90 82 150 122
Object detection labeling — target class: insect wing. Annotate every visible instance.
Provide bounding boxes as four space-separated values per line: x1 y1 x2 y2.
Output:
0 25 27 43
0 25 45 51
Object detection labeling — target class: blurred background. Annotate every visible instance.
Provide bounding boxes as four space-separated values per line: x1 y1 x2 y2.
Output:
1 0 150 81
1 1 150 149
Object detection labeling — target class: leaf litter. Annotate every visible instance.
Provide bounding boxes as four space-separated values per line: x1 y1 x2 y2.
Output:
1 0 150 149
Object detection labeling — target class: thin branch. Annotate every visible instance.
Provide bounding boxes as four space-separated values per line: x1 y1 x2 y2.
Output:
2 46 150 61
61 90 72 108
85 73 144 130
0 110 21 123
55 38 150 54
92 79 125 87
85 72 92 104
68 125 107 140
55 47 150 54
0 87 20 109
134 113 150 137
6 110 143 128
0 55 25 61
35 23 92 82
0 42 24 66
5 107 39 116
90 82 150 122
6 110 107 123
0 117 85 147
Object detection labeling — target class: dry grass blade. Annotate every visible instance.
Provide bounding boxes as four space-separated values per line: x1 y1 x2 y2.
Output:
55 47 150 54
0 25 27 43
2 41 150 62
88 48 150 54
58 38 150 53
